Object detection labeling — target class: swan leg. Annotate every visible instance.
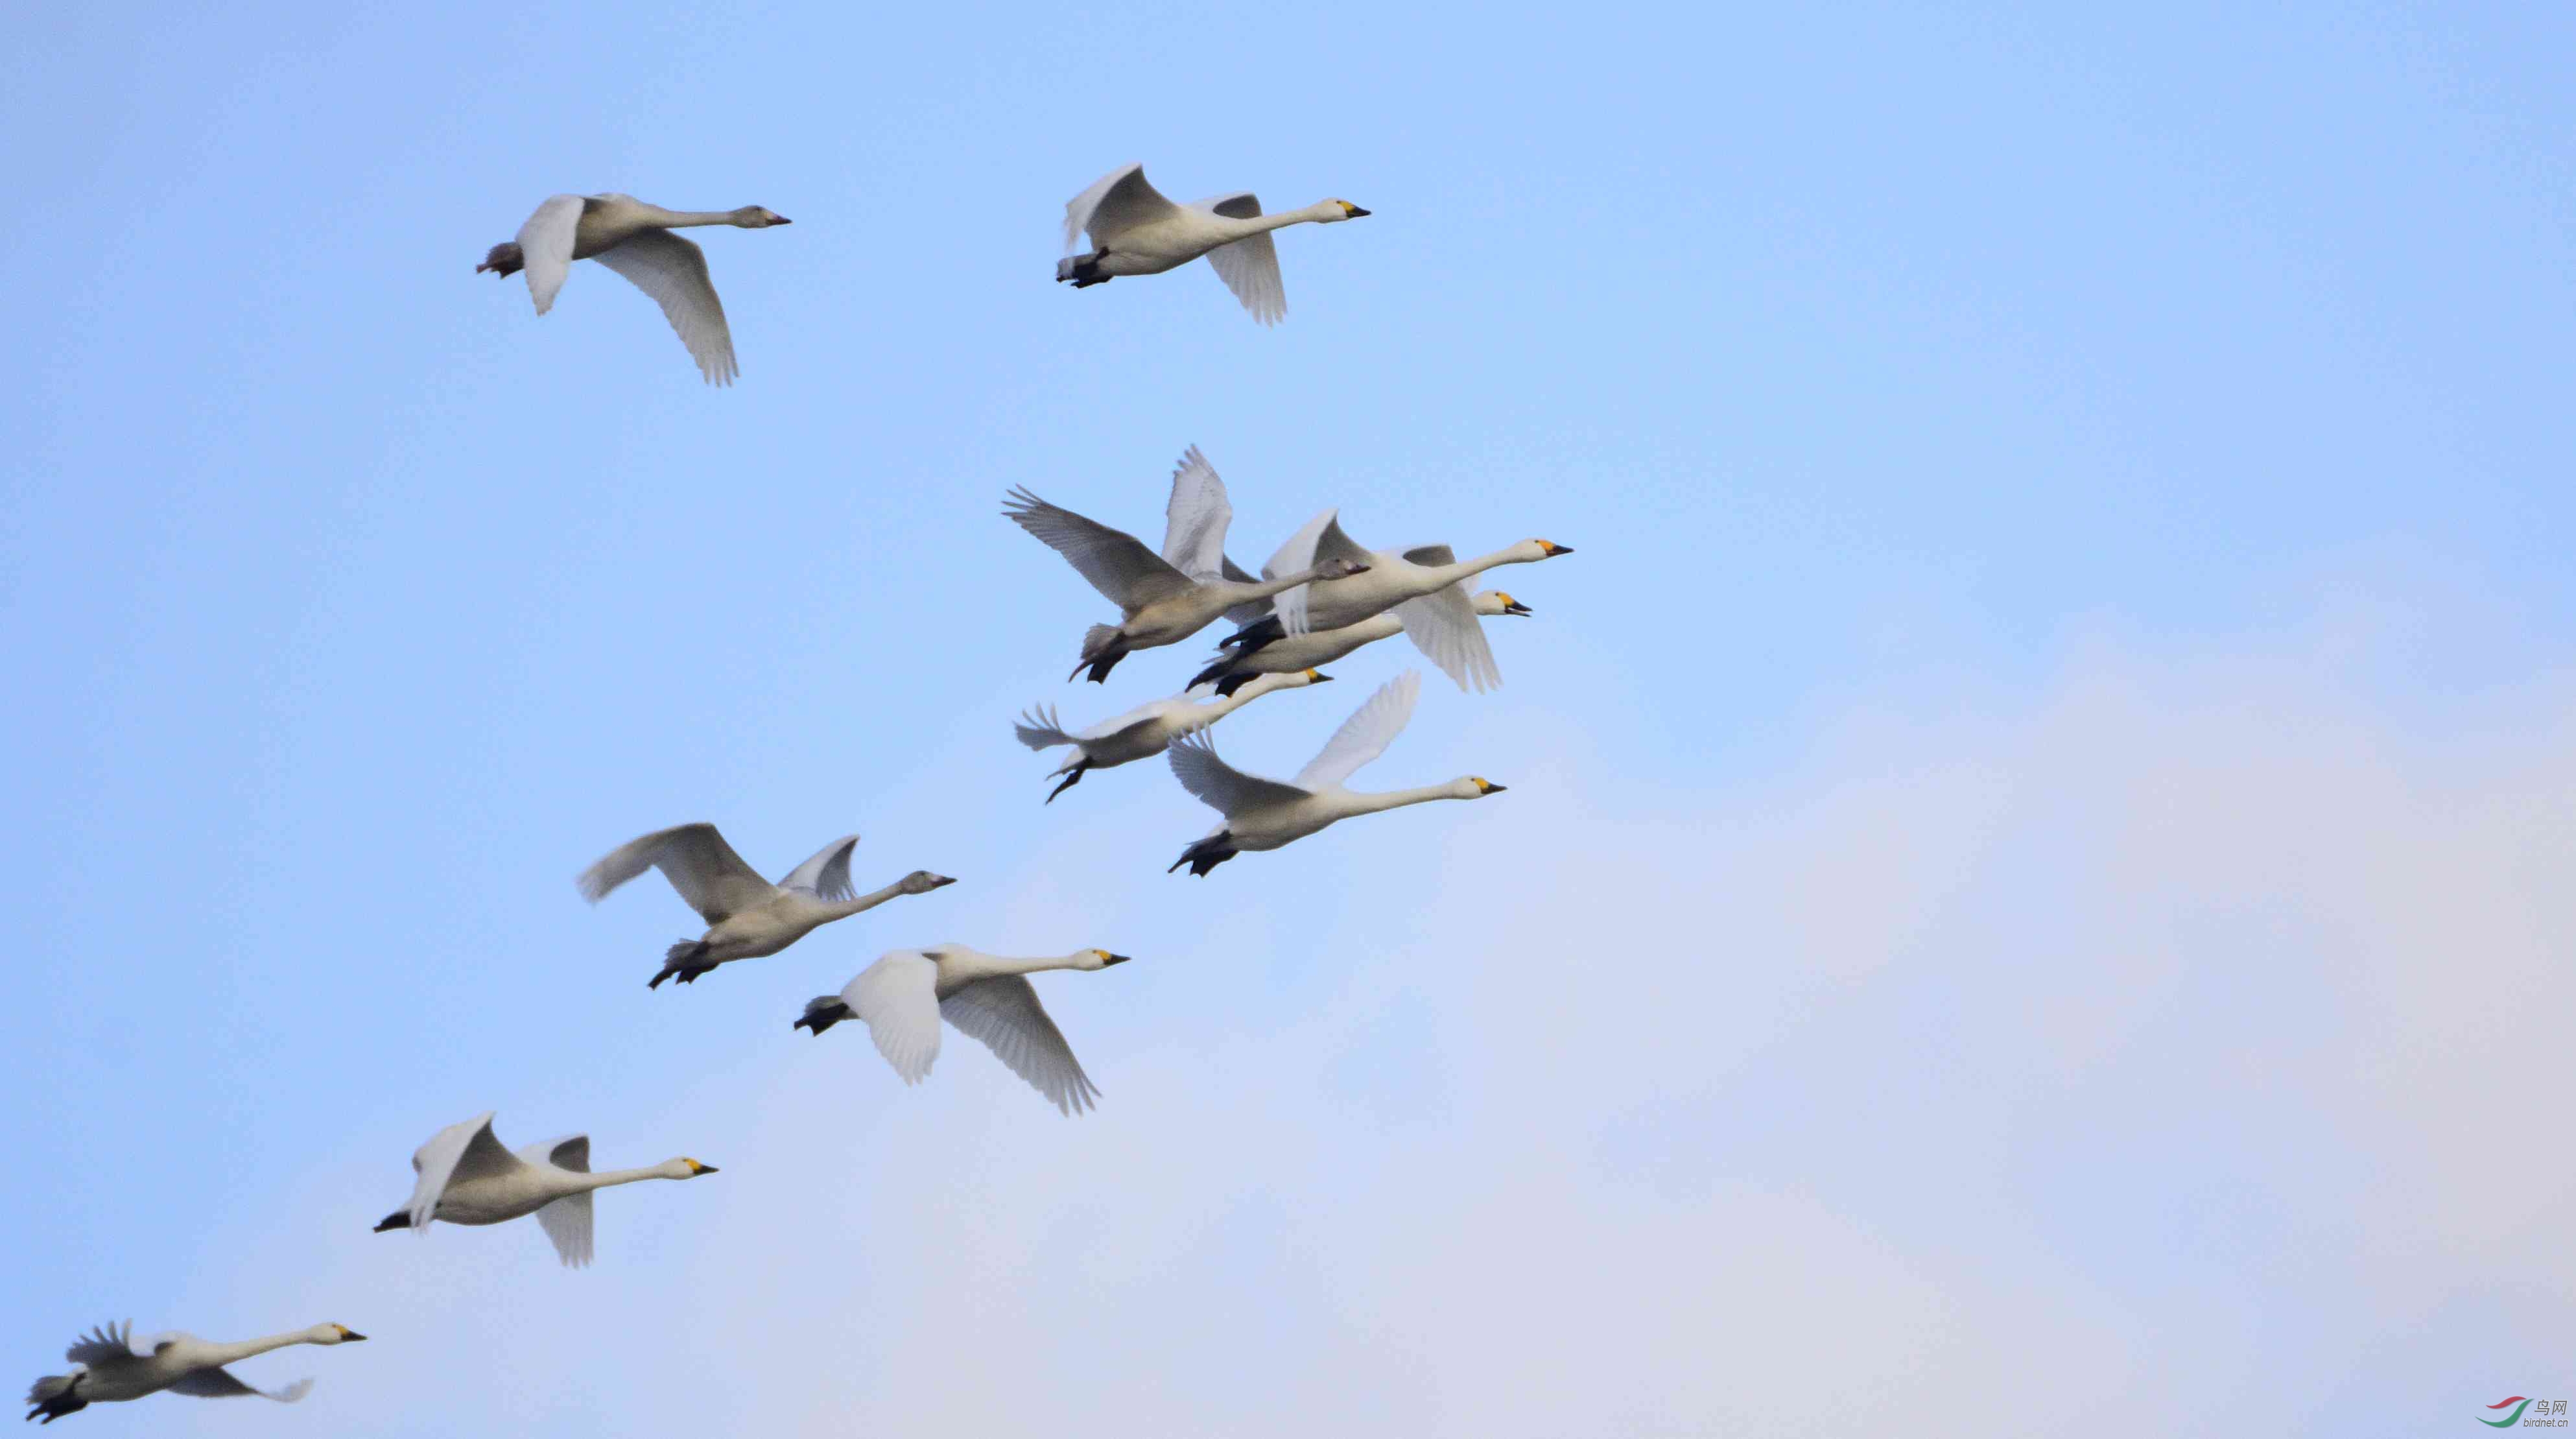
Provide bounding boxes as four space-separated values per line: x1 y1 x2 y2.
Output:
650 940 718 990
372 1209 414 1232
1055 250 1114 287
1045 762 1090 803
26 1374 87 1424
1168 833 1238 877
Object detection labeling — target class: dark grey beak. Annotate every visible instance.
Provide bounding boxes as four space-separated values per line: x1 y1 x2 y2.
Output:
772 215 792 224
1103 953 1133 966
1347 206 1371 218
1543 543 1574 556
1312 672 1336 683
341 1331 368 1343
1484 783 1509 794
1503 600 1533 616
930 875 957 888
696 1164 721 1175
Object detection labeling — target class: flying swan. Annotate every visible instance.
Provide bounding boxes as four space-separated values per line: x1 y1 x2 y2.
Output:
1014 669 1332 802
372 1112 716 1267
1057 163 1369 324
1165 671 1504 875
578 823 955 988
24 1320 364 1423
796 945 1132 1115
477 193 792 384
1004 446 1365 682
1192 590 1531 695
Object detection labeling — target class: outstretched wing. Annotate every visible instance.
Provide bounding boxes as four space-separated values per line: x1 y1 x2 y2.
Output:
1292 671 1422 792
1394 584 1502 693
777 835 860 901
515 194 585 315
591 230 740 385
405 1112 524 1232
1193 193 1286 326
1262 508 1372 636
939 976 1101 1116
1218 556 1273 627
577 822 776 925
168 1368 314 1403
847 951 944 1086
1167 732 1312 818
64 1321 147 1367
512 1134 596 1267
1063 162 1179 250
1003 487 1196 612
1160 446 1233 581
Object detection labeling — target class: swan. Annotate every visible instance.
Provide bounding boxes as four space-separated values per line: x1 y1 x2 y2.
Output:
578 823 956 988
1004 447 1367 682
24 1320 364 1423
477 194 792 385
372 1112 716 1268
796 945 1131 1115
1015 669 1332 802
1056 163 1369 324
1165 671 1504 875
1191 591 1531 695
1232 514 1574 691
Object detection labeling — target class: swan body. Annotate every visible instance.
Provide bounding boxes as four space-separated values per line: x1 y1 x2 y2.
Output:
796 945 1132 1115
1056 163 1369 324
1166 671 1504 875
23 1320 363 1423
1193 591 1531 694
477 193 792 385
578 823 955 987
370 1112 716 1267
1004 447 1367 682
1239 514 1574 691
1015 669 1331 802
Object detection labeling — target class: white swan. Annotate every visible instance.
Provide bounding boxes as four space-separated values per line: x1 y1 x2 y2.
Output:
796 945 1131 1115
1015 669 1332 802
1056 163 1369 324
24 1320 364 1423
1004 447 1367 682
477 194 792 385
372 1112 716 1268
1166 671 1504 875
1192 590 1531 695
578 823 955 988
1232 516 1573 691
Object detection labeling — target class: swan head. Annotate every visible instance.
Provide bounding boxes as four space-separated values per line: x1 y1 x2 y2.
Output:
301 1324 366 1344
900 870 958 896
1074 947 1134 971
1319 199 1371 221
1319 557 1372 580
1456 775 1509 800
665 1157 720 1179
731 206 792 228
1474 590 1533 617
475 241 525 278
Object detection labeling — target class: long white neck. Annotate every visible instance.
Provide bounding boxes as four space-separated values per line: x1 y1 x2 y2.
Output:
1428 545 1541 586
1192 687 1269 722
1210 202 1341 241
637 205 746 228
936 947 1093 986
1217 565 1341 603
821 879 916 922
1338 784 1465 817
571 1165 680 1194
199 1329 324 1367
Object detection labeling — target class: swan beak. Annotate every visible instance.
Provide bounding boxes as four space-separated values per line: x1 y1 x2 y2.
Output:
1103 953 1133 966
1539 542 1573 557
1480 781 1509 794
1345 205 1371 218
340 1330 368 1343
689 1161 720 1176
1307 669 1334 683
1502 599 1533 616
772 215 792 225
930 874 958 888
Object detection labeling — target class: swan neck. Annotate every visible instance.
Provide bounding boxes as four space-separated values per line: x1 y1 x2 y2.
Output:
576 1165 675 1192
1344 784 1458 815
200 1331 309 1366
821 881 910 920
1435 546 1533 583
643 207 742 228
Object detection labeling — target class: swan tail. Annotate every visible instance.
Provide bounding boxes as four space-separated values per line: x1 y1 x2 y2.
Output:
795 996 852 1036
25 1374 86 1424
650 940 716 990
1168 833 1238 877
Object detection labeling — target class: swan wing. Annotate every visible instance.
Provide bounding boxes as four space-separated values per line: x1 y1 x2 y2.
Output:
1076 695 1183 743
515 194 584 315
1292 670 1422 792
1014 704 1074 750
1002 488 1195 611
1160 446 1233 582
1262 509 1369 636
777 834 860 901
1218 556 1273 626
406 1112 524 1231
939 975 1100 1116
848 952 943 1086
1395 583 1502 692
577 823 776 925
1402 544 1458 567
168 1368 313 1403
591 230 738 385
514 1134 590 1172
64 1322 147 1366
1168 732 1311 818
1064 162 1177 250
1193 193 1286 326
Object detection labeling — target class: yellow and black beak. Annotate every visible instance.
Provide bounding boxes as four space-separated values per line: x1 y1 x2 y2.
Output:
1539 542 1574 557
1344 203 1371 218
1103 953 1133 966
1502 597 1533 616
340 1329 369 1342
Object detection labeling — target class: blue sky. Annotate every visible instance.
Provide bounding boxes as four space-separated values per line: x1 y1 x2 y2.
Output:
3 1 2571 1434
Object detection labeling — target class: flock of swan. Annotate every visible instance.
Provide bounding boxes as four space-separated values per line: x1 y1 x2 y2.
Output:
23 163 1571 1423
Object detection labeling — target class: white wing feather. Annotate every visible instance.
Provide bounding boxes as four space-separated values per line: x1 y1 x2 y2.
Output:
847 952 945 1086
515 195 584 315
939 976 1101 1116
405 1112 524 1232
591 230 739 385
1167 732 1313 818
1002 488 1196 611
777 835 860 901
168 1368 313 1402
1292 671 1422 792
64 1322 147 1366
514 1134 594 1267
577 823 777 923
1394 584 1503 692
1063 163 1179 250
1161 446 1233 580
1194 194 1285 326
